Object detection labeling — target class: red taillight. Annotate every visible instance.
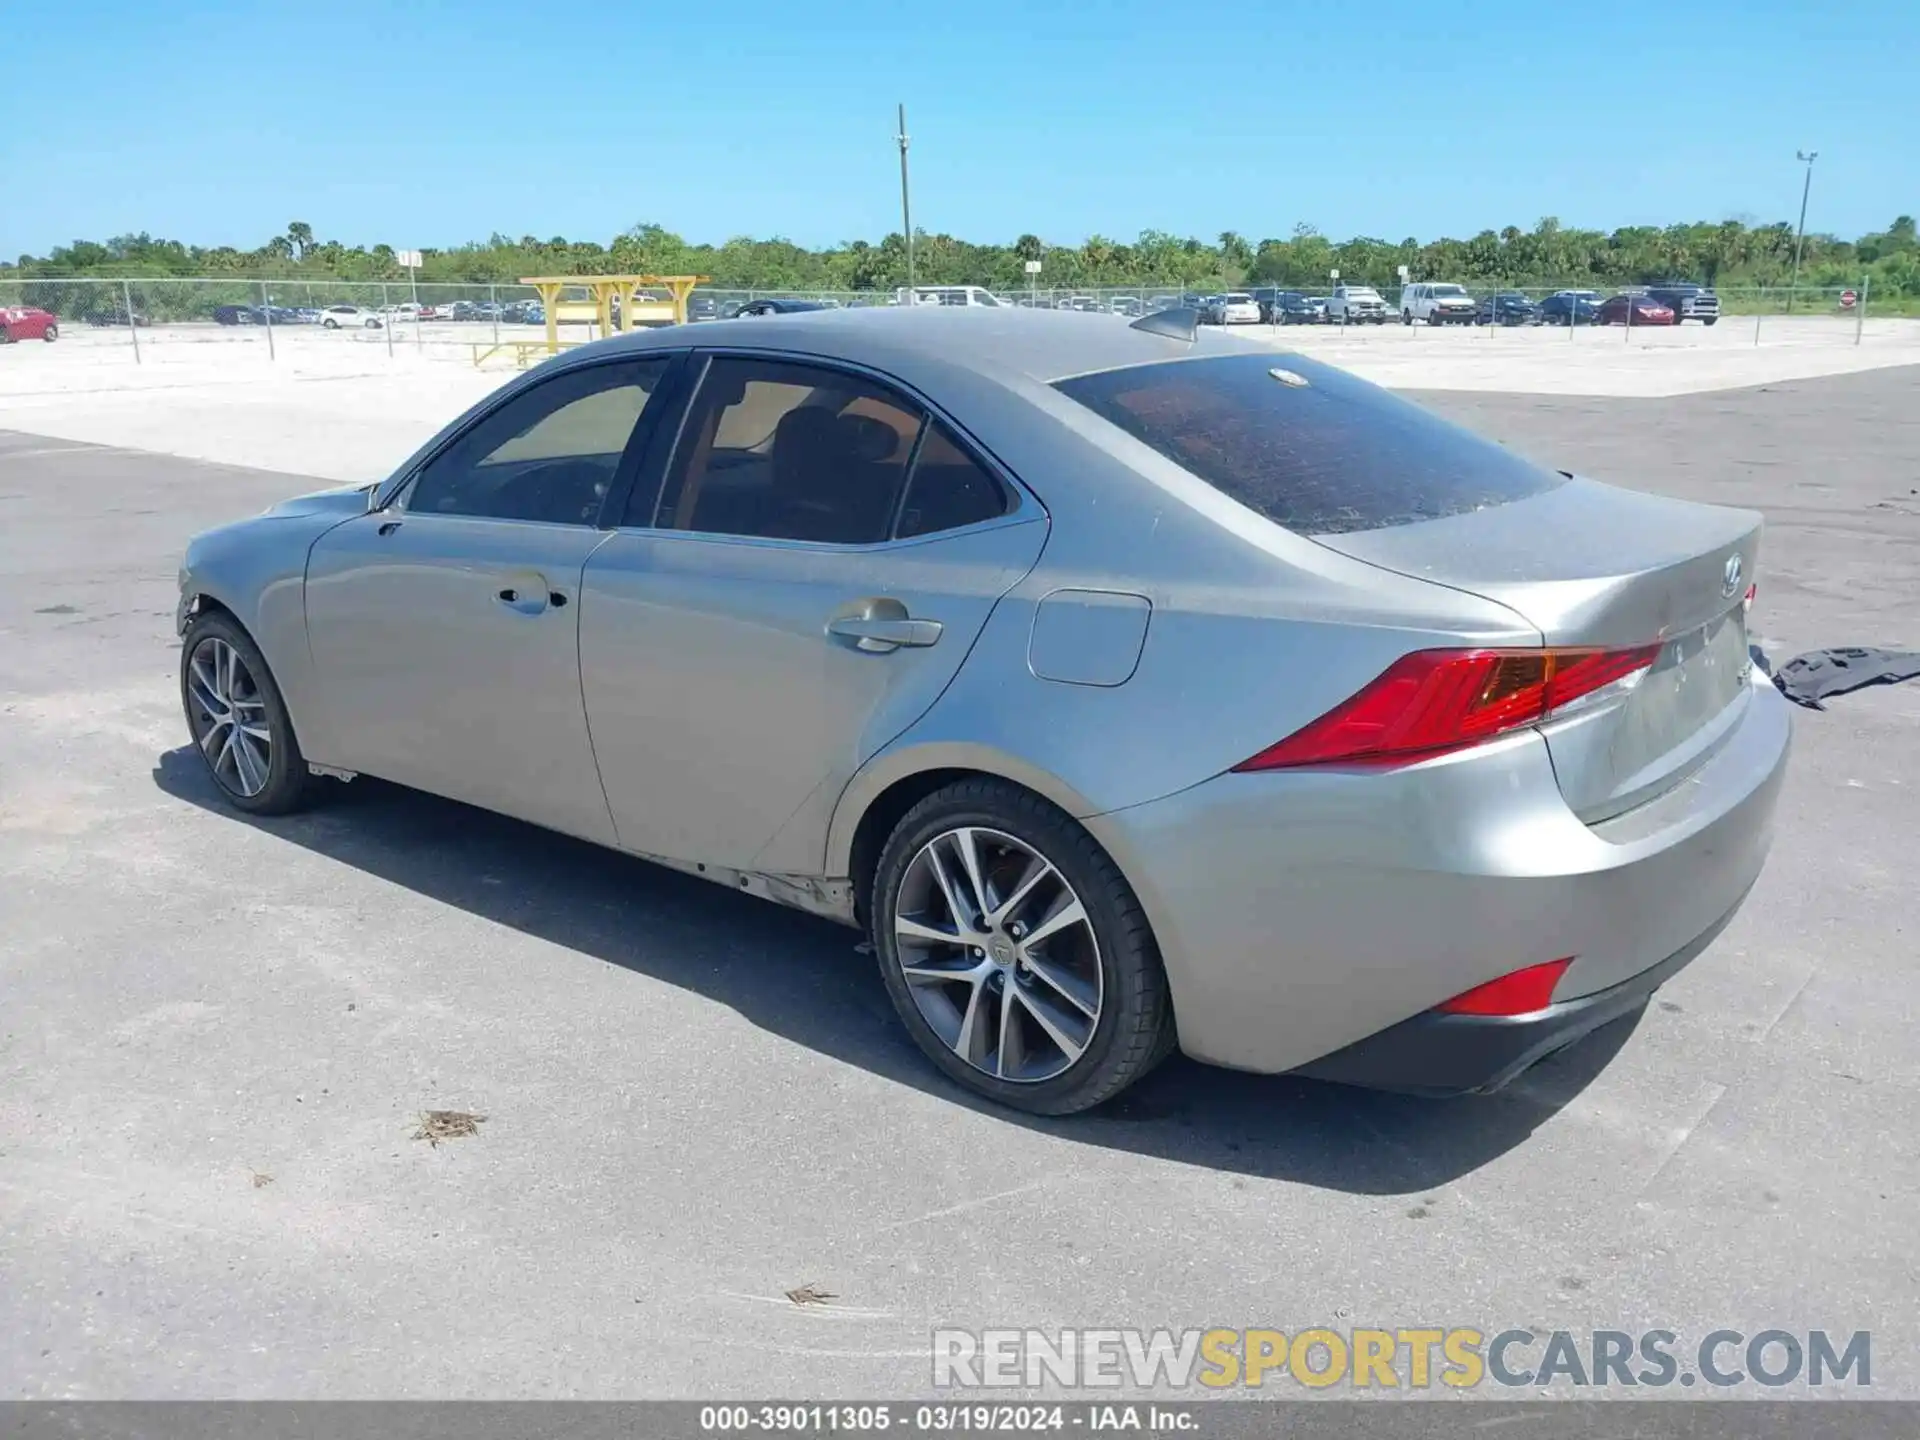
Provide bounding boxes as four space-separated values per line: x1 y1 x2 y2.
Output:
1232 644 1661 771
1743 583 1757 612
1436 958 1572 1016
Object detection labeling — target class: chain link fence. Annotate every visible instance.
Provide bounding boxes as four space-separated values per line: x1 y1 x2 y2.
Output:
0 275 1887 365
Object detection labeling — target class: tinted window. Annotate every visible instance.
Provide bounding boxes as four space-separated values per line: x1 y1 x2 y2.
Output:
1054 353 1567 536
896 422 1011 538
653 357 923 544
407 359 668 525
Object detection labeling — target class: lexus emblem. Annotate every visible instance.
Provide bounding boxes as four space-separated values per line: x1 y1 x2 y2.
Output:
1722 554 1743 598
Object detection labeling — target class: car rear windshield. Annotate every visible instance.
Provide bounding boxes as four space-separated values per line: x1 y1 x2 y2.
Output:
1053 353 1568 536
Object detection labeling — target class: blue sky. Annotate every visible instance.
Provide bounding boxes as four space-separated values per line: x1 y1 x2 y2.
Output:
6 0 1912 259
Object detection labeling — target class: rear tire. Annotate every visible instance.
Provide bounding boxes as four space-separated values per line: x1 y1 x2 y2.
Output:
42 324 59 343
180 610 319 816
871 778 1175 1115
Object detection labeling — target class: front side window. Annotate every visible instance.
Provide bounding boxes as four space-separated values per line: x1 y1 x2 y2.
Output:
651 357 925 544
406 358 669 525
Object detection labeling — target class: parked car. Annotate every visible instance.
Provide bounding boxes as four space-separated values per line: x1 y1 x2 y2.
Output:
1475 292 1540 326
898 286 1009 308
1597 292 1675 326
86 306 152 327
1205 292 1262 325
1326 285 1389 323
173 307 1790 1114
1400 282 1478 325
0 305 59 342
1262 291 1322 324
1538 290 1602 326
1643 281 1720 325
320 305 383 329
734 298 833 316
213 304 258 326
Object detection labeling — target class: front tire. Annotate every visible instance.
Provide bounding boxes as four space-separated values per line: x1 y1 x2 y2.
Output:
871 778 1174 1115
180 610 318 816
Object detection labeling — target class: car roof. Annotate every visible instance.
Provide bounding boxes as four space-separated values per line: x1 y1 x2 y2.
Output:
590 305 1251 385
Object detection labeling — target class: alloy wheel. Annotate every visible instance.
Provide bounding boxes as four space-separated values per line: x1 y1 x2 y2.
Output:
892 826 1103 1084
185 636 274 797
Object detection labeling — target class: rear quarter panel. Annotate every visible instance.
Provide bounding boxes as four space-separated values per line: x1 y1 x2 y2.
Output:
824 379 1539 873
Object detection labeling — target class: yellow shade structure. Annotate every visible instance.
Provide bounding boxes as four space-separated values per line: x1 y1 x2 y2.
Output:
517 274 710 355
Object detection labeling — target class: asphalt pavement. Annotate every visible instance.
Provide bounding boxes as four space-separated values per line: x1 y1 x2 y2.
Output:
2 368 1916 1398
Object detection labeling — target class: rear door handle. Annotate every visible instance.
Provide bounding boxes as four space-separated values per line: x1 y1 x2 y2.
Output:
828 616 943 652
494 571 553 616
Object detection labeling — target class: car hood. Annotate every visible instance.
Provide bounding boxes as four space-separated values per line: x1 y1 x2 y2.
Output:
264 483 377 519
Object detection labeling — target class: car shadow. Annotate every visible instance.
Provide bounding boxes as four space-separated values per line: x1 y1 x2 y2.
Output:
153 748 1634 1195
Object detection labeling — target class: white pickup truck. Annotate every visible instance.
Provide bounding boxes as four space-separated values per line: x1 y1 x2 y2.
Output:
1325 284 1389 324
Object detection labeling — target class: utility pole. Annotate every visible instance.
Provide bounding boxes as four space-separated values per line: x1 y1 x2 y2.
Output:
897 103 915 300
1788 149 1817 314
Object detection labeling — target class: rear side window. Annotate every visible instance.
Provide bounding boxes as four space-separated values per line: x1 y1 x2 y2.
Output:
1053 353 1566 535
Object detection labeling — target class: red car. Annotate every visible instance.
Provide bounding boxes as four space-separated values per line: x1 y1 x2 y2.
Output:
0 306 60 343
1596 293 1674 326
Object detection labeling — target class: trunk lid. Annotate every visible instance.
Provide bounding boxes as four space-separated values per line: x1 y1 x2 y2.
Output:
1316 476 1761 823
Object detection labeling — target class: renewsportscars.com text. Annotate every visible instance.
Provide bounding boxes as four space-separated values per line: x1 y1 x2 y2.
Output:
933 1327 1871 1391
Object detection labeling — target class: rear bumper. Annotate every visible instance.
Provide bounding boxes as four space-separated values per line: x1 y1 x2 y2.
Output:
1084 681 1792 1077
1295 892 1744 1095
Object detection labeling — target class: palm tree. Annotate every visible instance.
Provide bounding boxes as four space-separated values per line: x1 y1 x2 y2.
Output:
286 222 314 261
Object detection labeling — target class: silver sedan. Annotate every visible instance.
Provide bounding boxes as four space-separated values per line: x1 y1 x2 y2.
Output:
176 306 1791 1113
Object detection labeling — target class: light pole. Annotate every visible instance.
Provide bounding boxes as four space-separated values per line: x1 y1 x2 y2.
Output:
897 104 915 301
1788 149 1817 314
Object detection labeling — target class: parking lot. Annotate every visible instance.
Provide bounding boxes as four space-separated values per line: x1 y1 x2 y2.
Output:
2 340 1917 1398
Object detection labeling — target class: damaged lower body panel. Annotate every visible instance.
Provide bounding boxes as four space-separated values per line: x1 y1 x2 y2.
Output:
635 850 858 927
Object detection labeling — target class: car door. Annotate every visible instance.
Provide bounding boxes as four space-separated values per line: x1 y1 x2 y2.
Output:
578 352 1049 872
303 355 676 844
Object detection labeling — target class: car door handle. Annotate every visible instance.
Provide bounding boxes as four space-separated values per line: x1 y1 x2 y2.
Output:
828 616 943 652
494 574 553 616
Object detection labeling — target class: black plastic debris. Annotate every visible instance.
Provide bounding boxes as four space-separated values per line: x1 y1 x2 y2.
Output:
1771 647 1920 710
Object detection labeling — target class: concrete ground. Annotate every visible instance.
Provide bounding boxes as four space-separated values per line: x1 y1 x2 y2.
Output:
3 313 1918 484
2 366 1917 1399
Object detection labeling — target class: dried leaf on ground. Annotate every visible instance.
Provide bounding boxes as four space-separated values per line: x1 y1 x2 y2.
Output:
412 1110 487 1147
